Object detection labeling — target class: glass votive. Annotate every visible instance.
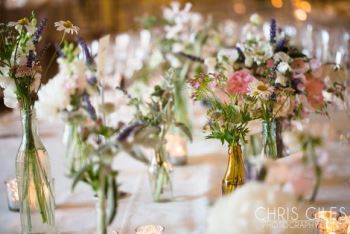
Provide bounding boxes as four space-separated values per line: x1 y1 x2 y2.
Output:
315 211 348 234
5 178 20 212
166 133 188 166
135 224 165 234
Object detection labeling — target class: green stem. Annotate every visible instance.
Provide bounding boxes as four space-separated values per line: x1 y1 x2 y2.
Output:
97 170 107 234
21 106 54 226
44 32 65 78
309 145 322 202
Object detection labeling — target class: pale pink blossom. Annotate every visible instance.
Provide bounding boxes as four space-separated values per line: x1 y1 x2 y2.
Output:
292 58 309 74
266 59 274 68
309 59 323 78
305 77 325 109
227 69 256 95
215 87 230 103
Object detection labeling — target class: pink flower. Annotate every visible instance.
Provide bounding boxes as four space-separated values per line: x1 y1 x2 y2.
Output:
309 59 323 78
266 59 274 68
292 58 309 74
305 76 325 109
227 69 256 95
215 87 230 103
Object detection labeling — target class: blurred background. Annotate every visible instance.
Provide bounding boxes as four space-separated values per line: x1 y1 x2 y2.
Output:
1 0 350 111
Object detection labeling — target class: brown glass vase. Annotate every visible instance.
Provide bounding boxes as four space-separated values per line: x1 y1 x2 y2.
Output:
222 143 245 195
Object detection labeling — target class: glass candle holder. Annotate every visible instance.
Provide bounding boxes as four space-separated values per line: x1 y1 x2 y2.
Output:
5 178 20 211
166 133 188 166
135 224 165 234
315 211 348 234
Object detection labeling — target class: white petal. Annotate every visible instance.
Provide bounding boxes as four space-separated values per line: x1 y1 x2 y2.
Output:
3 87 18 108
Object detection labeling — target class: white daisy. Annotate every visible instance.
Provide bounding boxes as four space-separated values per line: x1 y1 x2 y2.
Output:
54 20 79 34
248 80 274 100
8 18 35 34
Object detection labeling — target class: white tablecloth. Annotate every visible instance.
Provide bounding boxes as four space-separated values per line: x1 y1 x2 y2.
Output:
1 111 350 234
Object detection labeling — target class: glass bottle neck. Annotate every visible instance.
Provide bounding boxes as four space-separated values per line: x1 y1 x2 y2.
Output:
20 109 40 148
262 120 277 133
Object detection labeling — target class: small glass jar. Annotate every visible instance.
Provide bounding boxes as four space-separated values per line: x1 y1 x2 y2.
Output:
148 145 173 202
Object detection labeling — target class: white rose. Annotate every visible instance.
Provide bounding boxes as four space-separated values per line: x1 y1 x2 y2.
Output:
217 48 239 63
0 74 13 90
3 85 18 108
274 52 290 63
35 74 70 121
277 62 291 74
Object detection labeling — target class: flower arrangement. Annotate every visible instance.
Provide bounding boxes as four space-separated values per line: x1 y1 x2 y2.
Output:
70 116 121 234
35 32 133 233
0 13 82 233
35 36 99 176
119 70 192 201
0 14 46 109
135 1 217 149
192 15 345 159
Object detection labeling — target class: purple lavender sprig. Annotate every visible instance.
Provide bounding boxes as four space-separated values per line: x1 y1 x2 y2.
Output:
275 39 286 52
82 92 97 120
26 50 36 68
291 78 303 94
77 37 94 66
33 18 47 45
87 76 97 85
270 19 277 43
117 122 144 141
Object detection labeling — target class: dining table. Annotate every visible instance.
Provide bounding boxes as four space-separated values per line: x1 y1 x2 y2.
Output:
1 109 350 234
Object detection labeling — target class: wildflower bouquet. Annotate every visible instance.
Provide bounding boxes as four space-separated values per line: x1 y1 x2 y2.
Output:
188 68 252 194
35 31 132 233
199 15 345 159
35 36 100 175
137 1 218 133
119 71 192 201
0 13 81 233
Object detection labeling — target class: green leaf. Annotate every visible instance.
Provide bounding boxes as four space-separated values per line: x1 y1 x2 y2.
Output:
175 122 192 141
71 164 92 191
107 175 118 225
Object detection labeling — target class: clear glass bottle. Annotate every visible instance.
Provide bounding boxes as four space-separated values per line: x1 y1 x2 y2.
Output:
262 119 284 159
222 143 245 195
63 122 88 176
148 145 173 202
16 109 56 233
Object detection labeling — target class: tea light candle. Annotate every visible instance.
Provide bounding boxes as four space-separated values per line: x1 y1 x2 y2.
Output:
166 133 188 165
135 224 164 234
5 178 20 211
315 211 348 234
